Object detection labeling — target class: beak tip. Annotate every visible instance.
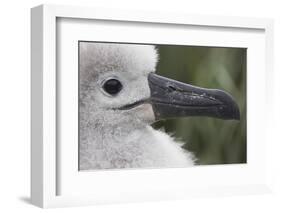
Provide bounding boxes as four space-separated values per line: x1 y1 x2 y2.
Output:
232 107 240 120
224 99 240 120
215 89 240 121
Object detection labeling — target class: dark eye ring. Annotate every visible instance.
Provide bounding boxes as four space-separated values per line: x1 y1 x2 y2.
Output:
102 78 123 96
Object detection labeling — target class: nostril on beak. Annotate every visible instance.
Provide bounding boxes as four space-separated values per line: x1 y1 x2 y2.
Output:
167 85 177 92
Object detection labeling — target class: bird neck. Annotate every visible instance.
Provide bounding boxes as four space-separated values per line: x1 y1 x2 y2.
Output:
79 103 194 170
79 106 152 168
79 115 154 170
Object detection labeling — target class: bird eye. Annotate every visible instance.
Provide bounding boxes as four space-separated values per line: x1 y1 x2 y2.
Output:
102 78 123 96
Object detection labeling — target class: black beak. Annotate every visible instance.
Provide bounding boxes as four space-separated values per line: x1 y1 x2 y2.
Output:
148 73 240 121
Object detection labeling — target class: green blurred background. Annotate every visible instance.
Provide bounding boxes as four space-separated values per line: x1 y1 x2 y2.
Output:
153 45 247 165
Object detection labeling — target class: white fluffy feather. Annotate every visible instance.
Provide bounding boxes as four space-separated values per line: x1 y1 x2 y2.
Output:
79 43 195 170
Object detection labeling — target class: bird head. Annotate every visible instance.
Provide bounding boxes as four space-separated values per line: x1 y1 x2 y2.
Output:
79 42 240 130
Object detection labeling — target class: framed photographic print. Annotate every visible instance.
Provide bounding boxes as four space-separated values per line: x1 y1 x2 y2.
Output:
31 4 274 208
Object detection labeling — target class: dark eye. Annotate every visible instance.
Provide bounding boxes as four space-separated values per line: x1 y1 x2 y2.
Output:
102 78 123 96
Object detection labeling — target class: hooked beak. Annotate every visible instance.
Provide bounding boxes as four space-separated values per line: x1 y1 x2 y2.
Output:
148 73 240 121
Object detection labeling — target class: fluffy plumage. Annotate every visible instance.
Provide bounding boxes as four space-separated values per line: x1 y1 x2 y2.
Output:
79 42 195 170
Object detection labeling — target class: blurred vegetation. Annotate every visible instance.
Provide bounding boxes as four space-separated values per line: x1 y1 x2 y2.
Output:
153 45 247 165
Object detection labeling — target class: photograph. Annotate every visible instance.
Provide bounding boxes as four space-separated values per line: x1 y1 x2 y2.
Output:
78 41 246 171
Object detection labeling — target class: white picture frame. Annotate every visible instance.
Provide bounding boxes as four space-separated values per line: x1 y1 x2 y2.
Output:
31 4 274 208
